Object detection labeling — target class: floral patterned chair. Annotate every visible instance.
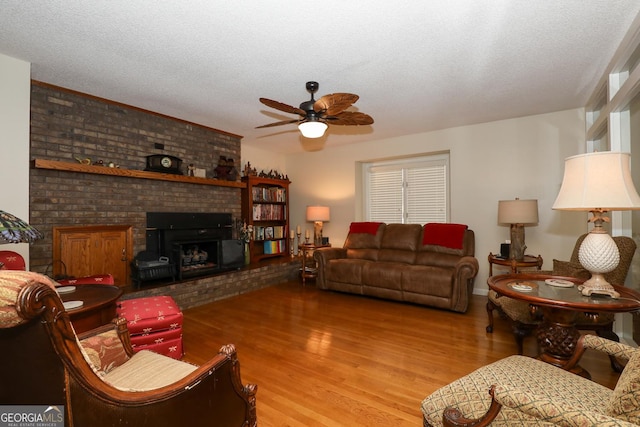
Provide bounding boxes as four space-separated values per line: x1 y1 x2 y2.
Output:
422 334 640 426
0 270 257 427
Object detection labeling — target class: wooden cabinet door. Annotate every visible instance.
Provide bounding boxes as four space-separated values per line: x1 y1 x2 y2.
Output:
59 232 93 278
53 225 133 287
99 231 128 285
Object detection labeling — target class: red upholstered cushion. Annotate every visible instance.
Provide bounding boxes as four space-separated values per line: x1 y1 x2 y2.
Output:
58 274 115 285
0 251 26 271
422 223 468 249
349 222 383 235
132 336 184 360
117 296 183 336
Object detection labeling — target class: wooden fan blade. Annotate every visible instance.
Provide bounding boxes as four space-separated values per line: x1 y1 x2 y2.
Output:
256 118 300 129
259 98 306 116
314 93 359 116
325 111 374 126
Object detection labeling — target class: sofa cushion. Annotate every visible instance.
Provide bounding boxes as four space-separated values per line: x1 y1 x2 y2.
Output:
380 224 421 251
346 248 380 261
362 262 403 290
344 223 386 250
326 259 368 285
402 265 453 298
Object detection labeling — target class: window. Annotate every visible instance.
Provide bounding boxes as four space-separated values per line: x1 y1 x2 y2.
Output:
362 153 449 224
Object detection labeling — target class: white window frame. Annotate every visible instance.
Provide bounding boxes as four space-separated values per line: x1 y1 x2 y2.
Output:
361 152 450 224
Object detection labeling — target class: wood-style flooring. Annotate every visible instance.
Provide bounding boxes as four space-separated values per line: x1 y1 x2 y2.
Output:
181 281 620 427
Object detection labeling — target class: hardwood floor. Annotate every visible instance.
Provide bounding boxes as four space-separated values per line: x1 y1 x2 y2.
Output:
182 281 620 426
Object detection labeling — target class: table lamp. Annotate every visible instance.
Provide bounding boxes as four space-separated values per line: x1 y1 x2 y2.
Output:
497 198 539 261
553 152 640 298
306 206 330 246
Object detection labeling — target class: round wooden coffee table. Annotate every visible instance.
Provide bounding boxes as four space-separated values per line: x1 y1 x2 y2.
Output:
488 273 640 378
59 284 123 333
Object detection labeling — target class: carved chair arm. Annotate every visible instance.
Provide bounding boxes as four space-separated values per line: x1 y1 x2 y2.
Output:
563 334 638 370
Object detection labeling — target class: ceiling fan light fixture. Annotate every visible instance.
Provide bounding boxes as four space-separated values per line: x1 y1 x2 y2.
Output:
298 120 327 138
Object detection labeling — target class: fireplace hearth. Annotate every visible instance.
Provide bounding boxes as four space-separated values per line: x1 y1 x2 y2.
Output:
140 212 244 283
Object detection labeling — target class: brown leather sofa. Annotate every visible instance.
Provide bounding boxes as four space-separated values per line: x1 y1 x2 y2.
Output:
314 222 479 313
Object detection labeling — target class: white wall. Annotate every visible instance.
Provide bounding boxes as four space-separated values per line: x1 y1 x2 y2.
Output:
283 108 588 294
0 53 31 264
241 144 287 178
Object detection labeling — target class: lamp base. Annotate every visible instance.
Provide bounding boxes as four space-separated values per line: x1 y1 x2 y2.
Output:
578 274 620 298
313 221 323 246
577 227 621 299
509 224 526 261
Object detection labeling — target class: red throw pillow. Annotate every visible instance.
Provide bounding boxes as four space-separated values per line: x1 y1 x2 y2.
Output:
349 222 383 235
422 223 468 249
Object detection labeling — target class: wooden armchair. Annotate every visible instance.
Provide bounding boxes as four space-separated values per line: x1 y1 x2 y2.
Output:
422 334 640 426
486 233 636 370
0 270 257 427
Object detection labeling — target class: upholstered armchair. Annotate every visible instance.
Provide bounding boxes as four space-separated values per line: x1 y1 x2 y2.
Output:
486 234 636 369
0 270 257 427
422 334 640 426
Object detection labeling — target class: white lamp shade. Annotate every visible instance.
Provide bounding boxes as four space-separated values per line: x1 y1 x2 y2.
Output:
497 199 538 224
298 121 328 138
306 206 330 222
553 152 640 210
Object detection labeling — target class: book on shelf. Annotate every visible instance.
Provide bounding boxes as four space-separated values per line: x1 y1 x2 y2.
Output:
252 204 286 221
264 226 274 240
252 186 287 203
253 226 265 241
263 239 287 255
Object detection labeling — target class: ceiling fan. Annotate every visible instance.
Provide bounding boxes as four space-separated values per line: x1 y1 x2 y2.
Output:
257 81 374 138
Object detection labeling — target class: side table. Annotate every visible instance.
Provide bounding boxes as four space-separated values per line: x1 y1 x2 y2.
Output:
59 284 123 333
488 253 543 276
299 243 330 285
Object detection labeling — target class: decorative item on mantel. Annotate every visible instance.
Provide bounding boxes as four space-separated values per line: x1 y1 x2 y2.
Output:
214 156 239 181
242 162 289 181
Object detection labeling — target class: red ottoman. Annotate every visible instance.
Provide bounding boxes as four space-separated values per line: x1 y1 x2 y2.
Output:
116 296 184 359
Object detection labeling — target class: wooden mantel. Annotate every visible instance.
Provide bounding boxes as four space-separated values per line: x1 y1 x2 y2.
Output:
32 159 246 189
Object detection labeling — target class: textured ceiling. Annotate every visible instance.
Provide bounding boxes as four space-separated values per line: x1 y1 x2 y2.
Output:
1 1 639 154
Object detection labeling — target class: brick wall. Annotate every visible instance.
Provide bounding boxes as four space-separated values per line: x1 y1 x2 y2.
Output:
27 82 300 306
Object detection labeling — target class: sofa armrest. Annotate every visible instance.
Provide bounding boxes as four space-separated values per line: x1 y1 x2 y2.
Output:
314 247 347 289
449 256 479 312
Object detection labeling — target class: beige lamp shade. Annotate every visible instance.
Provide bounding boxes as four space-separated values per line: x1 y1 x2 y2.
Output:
497 199 539 225
552 152 640 211
306 206 330 222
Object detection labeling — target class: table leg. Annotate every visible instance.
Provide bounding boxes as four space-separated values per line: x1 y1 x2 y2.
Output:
536 307 590 379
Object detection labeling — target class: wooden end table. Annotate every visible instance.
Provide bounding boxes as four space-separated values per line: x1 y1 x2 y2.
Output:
59 284 123 333
488 273 640 378
299 243 330 285
488 253 543 276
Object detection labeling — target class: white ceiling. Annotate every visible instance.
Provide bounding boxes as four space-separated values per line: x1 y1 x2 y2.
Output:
1 2 639 154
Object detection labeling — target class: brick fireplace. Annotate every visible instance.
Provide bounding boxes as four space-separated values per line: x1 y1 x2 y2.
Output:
27 82 299 308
